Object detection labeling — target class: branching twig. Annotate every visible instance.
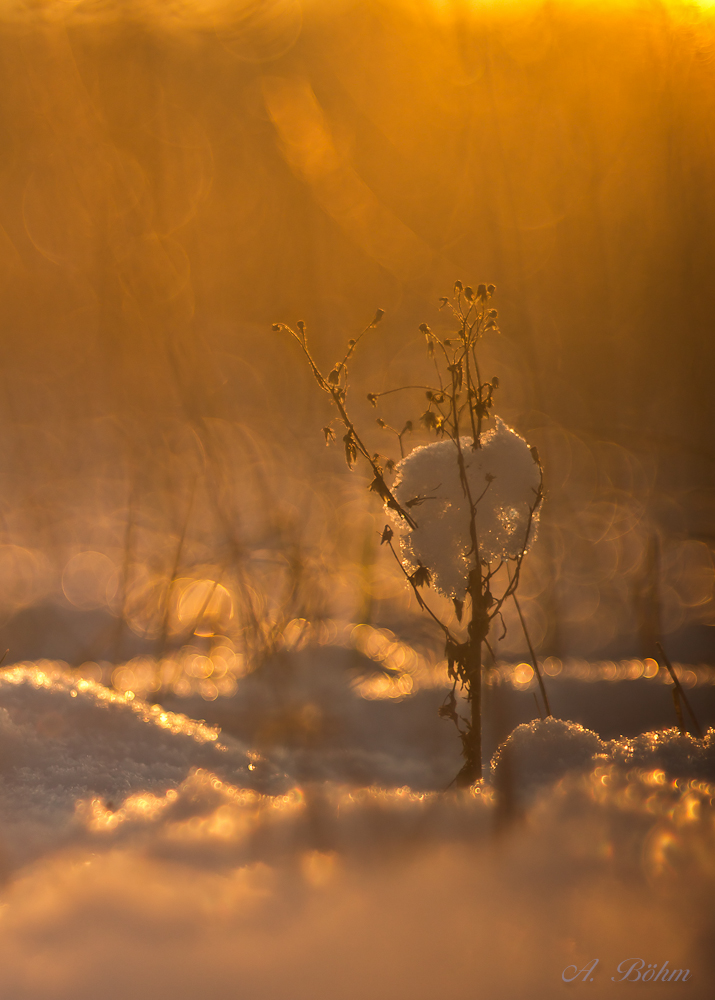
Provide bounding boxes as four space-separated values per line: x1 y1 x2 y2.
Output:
276 280 540 787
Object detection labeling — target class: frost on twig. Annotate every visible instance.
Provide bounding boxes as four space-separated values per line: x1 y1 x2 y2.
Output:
390 417 541 599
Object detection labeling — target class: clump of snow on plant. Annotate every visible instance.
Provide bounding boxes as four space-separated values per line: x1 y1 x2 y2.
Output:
391 417 541 597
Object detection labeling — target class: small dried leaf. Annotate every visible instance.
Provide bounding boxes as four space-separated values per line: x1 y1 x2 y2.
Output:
343 433 357 468
448 363 463 390
380 524 393 545
322 426 336 444
369 474 392 501
438 692 458 721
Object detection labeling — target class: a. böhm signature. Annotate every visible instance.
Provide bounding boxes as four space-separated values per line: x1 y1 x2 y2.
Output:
562 958 692 983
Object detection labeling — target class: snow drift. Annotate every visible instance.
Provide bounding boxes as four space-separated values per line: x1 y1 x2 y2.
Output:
0 663 713 998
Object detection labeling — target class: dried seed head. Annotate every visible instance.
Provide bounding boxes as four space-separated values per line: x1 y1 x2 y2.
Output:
410 564 432 588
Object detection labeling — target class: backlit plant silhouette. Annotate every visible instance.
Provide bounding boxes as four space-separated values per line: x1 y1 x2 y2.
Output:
274 282 548 785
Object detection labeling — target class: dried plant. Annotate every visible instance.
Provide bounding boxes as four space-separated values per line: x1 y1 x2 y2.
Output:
275 282 548 785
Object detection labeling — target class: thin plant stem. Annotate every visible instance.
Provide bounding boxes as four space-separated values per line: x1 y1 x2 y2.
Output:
511 590 551 718
656 641 702 739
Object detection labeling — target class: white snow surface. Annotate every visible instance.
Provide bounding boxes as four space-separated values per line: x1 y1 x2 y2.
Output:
0 665 286 870
0 662 713 999
391 418 541 597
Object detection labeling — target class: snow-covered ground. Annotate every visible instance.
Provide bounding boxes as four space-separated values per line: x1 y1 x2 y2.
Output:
0 659 713 999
